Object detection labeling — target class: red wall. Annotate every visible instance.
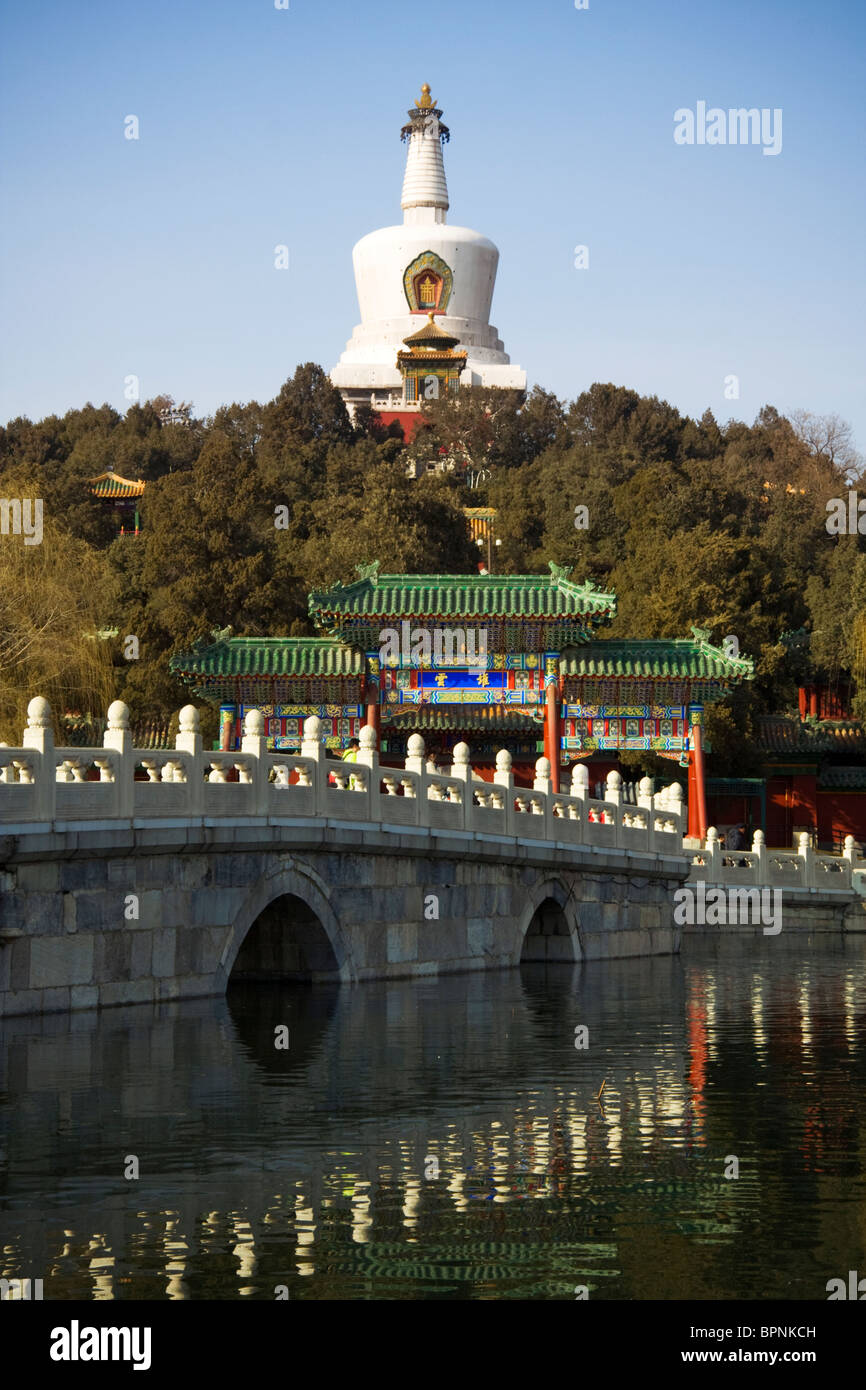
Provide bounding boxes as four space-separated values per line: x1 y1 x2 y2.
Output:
764 774 817 847
374 411 423 441
817 791 866 849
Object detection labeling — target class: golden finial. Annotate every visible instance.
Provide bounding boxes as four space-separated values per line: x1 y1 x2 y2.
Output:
415 83 433 109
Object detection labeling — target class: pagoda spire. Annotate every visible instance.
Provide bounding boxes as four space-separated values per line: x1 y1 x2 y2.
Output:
400 84 450 225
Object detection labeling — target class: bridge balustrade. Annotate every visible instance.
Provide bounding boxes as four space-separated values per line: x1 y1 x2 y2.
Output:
687 826 856 892
0 699 689 861
4 698 862 893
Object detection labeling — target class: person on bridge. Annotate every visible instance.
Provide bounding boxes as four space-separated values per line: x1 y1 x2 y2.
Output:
342 737 360 789
726 823 749 866
727 823 747 851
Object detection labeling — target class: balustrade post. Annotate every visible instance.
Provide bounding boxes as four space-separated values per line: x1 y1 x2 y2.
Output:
448 742 472 830
667 783 684 847
843 834 857 889
605 769 622 845
705 826 722 880
798 830 815 889
240 708 270 815
570 764 589 840
101 700 133 818
406 733 427 811
571 764 589 800
174 704 204 815
494 749 515 836
300 716 325 812
638 775 655 852
751 828 768 885
534 756 553 838
21 696 56 822
400 734 425 824
355 724 380 821
533 756 551 796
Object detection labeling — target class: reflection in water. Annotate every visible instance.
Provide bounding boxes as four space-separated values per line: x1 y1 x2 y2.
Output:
1 940 866 1299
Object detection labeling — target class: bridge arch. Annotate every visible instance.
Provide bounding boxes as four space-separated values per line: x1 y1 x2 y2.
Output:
516 878 583 965
215 862 354 989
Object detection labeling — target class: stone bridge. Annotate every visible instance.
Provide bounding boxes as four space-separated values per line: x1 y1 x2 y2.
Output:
0 699 692 1017
2 698 864 1018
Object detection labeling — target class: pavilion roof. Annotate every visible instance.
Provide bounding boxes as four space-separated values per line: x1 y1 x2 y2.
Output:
309 561 617 645
755 717 865 756
89 470 146 499
170 636 363 680
560 631 754 683
401 313 462 351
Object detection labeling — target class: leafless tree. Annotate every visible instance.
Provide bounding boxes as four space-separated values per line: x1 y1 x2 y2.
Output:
789 409 862 482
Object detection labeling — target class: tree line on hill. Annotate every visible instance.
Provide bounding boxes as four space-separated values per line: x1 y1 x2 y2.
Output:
1 364 863 771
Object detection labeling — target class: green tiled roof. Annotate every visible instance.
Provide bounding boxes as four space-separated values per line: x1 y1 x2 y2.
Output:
170 637 363 679
560 634 754 682
309 561 617 626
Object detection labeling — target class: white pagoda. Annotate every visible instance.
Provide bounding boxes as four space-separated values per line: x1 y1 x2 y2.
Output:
330 85 526 423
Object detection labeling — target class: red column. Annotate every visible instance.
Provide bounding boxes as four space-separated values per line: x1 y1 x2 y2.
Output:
219 705 236 751
366 681 380 749
692 721 708 841
545 680 560 793
687 752 700 838
809 687 819 718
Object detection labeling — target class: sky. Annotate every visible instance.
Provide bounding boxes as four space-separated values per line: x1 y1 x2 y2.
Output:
1 0 864 448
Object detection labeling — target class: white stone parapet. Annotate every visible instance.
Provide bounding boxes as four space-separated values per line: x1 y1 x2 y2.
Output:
0 700 685 859
3 702 861 897
687 826 856 893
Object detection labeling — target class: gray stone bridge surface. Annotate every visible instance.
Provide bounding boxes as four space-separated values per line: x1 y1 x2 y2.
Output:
1 699 864 1018
0 819 683 1018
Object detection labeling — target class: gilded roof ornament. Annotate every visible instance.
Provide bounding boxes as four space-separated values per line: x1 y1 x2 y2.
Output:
415 83 434 109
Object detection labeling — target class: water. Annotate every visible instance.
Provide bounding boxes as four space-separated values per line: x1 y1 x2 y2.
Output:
1 937 865 1300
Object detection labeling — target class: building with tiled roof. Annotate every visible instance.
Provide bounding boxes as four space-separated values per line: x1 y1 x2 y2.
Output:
705 709 866 851
89 470 146 535
172 562 755 840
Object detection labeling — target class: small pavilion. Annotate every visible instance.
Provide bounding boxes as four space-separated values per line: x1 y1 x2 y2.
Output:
89 470 145 535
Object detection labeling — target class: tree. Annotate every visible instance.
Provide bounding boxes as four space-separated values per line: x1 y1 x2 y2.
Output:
298 462 479 588
0 472 116 741
789 409 862 481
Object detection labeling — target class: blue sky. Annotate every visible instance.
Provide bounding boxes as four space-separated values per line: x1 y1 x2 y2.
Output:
1 0 864 447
